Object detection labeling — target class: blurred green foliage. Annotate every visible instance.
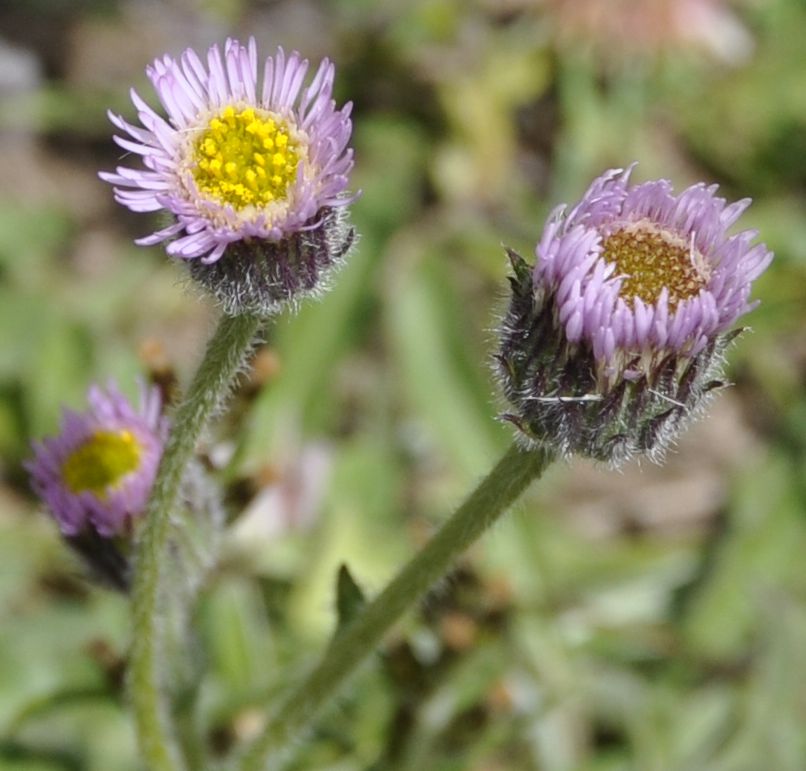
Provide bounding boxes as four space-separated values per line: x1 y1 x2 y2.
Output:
1 0 805 769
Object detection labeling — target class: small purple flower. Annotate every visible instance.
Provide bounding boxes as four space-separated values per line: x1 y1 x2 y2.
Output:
101 38 355 314
26 382 168 538
497 165 772 463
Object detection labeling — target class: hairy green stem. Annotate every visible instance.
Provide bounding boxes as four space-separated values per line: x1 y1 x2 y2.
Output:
130 312 263 771
236 442 554 771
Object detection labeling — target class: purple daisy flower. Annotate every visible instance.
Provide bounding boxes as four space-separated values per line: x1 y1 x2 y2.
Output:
496 165 772 463
101 38 355 314
26 381 168 538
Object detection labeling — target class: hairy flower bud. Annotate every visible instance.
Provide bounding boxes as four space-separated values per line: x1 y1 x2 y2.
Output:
101 38 356 315
496 166 772 464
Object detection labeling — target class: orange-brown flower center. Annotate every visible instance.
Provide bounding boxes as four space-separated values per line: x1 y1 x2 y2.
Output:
601 221 709 308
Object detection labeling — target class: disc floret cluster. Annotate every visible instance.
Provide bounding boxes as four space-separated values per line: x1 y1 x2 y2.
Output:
191 105 302 212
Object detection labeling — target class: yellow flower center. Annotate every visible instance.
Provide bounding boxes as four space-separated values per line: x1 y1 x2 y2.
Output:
601 221 709 308
62 430 142 496
191 105 301 210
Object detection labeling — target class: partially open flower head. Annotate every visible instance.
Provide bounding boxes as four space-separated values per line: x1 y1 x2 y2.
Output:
101 38 355 314
497 166 772 464
26 382 167 538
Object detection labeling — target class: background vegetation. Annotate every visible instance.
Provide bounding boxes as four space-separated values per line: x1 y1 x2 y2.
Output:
1 0 805 769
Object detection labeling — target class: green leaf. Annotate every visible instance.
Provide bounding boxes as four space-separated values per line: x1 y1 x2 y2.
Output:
335 563 367 634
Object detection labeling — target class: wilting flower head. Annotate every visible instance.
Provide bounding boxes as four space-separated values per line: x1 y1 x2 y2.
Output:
101 37 355 314
26 382 167 538
497 165 772 464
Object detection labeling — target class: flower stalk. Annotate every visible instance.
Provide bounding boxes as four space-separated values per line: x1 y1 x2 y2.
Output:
129 312 263 771
235 442 554 771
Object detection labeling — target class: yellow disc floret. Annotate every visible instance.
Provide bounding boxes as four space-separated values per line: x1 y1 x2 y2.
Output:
62 430 142 496
191 105 300 210
602 221 709 309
